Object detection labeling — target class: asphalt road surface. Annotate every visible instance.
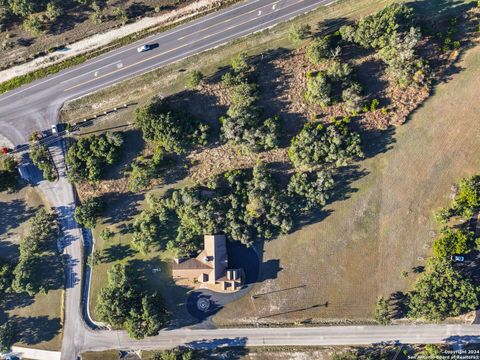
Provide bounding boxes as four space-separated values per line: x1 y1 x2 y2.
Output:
0 0 333 145
2 1 480 359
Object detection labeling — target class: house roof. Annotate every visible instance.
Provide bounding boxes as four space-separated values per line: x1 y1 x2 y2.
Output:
171 235 228 282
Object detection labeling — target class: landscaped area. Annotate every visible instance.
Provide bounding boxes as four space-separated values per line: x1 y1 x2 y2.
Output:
54 0 480 336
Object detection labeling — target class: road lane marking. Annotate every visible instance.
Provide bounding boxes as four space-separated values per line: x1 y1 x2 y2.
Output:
58 61 121 83
0 0 266 101
64 0 306 92
65 0 325 95
177 1 279 41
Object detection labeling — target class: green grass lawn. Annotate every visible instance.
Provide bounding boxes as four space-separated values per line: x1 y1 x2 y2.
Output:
0 186 64 350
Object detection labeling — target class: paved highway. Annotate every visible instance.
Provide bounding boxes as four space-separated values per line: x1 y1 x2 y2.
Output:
0 0 332 146
2 0 480 359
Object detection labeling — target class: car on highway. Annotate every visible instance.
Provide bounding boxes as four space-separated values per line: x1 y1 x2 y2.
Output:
137 43 159 53
450 255 465 263
51 124 58 134
137 44 152 52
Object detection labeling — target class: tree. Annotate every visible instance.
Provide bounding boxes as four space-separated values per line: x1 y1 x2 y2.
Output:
0 261 13 294
0 321 15 353
288 170 334 210
136 98 209 154
451 175 480 218
342 82 363 113
186 70 203 89
74 197 103 229
30 143 57 181
304 71 331 106
113 7 128 25
125 293 168 339
131 210 162 254
306 36 335 64
433 228 474 258
0 155 19 192
408 258 478 321
230 52 249 73
45 2 62 21
22 14 43 35
66 132 123 183
288 119 363 169
374 297 391 324
289 23 311 43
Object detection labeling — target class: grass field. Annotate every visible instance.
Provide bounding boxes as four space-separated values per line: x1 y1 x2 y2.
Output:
0 186 64 350
214 41 480 325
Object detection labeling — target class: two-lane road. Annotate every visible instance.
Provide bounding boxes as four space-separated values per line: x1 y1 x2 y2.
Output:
0 0 332 145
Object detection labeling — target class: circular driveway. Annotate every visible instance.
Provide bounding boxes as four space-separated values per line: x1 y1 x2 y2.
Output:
186 241 259 322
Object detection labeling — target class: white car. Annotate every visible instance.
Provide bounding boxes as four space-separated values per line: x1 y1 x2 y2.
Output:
137 44 151 53
51 124 58 134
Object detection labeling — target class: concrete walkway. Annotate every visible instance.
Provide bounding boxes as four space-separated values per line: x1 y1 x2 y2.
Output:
4 347 61 360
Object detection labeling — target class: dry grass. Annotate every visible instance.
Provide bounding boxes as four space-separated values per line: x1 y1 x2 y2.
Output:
214 41 480 325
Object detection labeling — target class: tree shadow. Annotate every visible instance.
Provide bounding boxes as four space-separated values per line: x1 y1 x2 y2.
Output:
314 16 355 37
388 291 409 319
102 243 136 263
0 199 35 239
11 315 61 346
101 191 144 225
126 2 153 19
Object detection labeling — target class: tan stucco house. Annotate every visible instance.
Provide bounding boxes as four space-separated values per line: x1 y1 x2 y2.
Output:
172 235 243 292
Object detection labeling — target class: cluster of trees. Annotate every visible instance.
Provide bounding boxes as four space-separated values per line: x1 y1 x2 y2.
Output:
95 263 168 339
0 155 18 192
436 175 480 221
406 176 480 322
304 56 363 112
136 97 209 155
0 321 15 353
74 196 103 229
287 170 334 210
66 131 123 183
132 163 293 255
30 140 57 182
288 117 363 169
408 257 478 321
220 53 280 151
11 208 59 295
339 3 426 87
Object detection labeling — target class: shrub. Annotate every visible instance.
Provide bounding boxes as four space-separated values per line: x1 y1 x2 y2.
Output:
100 228 114 241
30 143 57 181
374 297 391 324
46 2 63 21
289 23 311 43
186 70 204 89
